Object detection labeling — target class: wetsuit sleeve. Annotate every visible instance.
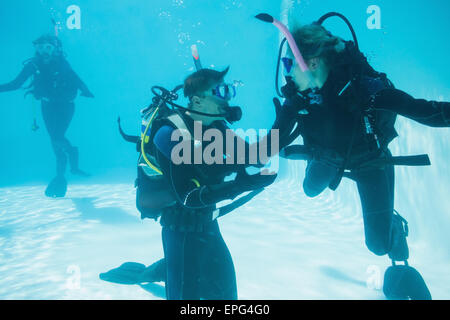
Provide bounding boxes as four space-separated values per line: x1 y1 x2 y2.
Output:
75 73 94 97
165 162 275 210
153 125 180 159
371 88 450 127
216 100 298 168
153 125 275 209
65 61 94 98
0 62 36 93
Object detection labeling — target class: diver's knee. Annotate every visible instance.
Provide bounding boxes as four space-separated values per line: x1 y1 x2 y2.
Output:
51 138 65 149
303 182 323 198
366 238 390 256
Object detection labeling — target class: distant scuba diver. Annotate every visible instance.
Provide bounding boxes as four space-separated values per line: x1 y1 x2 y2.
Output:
0 34 94 197
257 12 450 300
102 66 286 300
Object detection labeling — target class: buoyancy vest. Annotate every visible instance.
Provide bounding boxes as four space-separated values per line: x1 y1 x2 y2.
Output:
136 109 193 220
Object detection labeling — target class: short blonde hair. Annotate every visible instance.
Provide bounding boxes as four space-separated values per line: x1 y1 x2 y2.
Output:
290 24 344 67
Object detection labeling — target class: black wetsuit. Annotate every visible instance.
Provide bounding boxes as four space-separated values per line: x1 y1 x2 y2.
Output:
280 41 450 256
151 113 275 300
0 55 93 177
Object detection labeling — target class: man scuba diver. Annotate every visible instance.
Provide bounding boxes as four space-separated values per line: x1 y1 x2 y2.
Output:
257 12 450 300
110 67 284 300
0 34 93 197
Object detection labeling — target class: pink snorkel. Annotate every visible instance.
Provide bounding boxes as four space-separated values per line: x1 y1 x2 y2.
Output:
256 13 309 72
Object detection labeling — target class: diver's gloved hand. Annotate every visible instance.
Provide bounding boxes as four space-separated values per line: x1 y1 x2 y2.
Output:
271 97 297 130
270 97 302 149
80 89 94 98
280 77 298 98
199 170 277 206
234 170 277 192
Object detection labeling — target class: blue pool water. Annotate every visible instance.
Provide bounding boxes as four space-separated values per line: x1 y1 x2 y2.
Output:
0 0 449 299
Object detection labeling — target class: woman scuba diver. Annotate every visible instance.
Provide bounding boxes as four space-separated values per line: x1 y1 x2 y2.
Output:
0 34 94 197
257 12 450 300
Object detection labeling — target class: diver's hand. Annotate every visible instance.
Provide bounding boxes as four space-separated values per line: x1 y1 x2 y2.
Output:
81 90 94 98
281 78 298 98
272 97 291 129
271 97 298 129
234 170 277 192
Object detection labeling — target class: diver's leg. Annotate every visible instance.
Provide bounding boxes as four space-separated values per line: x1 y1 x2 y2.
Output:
388 211 409 261
303 160 339 197
42 101 68 197
42 101 68 177
45 101 88 176
161 227 186 300
181 232 203 300
50 140 68 177
355 161 431 299
197 220 237 300
67 146 90 176
355 164 395 256
373 89 450 127
57 102 89 176
356 162 408 259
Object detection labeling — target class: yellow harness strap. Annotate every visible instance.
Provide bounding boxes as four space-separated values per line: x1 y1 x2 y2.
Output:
190 178 201 188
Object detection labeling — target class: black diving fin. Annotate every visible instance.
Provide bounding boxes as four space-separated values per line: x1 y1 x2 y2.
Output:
45 176 67 198
383 264 432 300
99 259 166 285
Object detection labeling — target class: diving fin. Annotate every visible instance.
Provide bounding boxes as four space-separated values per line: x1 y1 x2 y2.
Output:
99 262 147 285
383 265 431 300
443 101 450 125
99 259 166 285
383 212 431 300
45 176 67 198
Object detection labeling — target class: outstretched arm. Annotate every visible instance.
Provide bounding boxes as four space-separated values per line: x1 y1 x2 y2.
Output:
163 159 275 210
74 72 94 98
224 97 301 168
372 88 450 127
64 61 94 98
153 125 276 210
0 62 36 93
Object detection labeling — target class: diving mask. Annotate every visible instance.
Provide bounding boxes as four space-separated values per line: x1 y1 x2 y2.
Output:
211 81 242 101
35 43 56 57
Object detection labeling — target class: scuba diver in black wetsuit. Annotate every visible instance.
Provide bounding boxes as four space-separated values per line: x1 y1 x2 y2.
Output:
0 34 93 197
104 67 284 300
256 12 450 300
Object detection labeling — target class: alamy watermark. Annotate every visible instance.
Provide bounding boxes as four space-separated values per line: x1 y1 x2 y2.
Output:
66 5 81 30
59 5 381 32
366 265 382 290
367 5 382 30
169 121 279 174
66 265 81 290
